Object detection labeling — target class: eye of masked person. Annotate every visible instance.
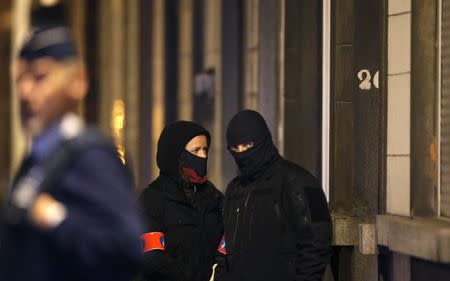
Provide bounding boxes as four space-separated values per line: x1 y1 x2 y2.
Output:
188 146 208 158
229 142 255 153
185 135 209 158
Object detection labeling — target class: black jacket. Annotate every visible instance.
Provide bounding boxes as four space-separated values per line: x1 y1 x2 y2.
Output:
139 174 223 281
215 157 332 281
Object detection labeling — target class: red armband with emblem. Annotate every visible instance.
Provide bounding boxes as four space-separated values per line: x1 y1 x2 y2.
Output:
217 235 227 255
141 232 166 252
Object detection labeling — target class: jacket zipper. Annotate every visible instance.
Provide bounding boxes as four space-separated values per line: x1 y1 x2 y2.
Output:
193 186 205 273
243 190 253 244
232 207 240 243
231 190 253 253
244 190 252 208
233 191 252 247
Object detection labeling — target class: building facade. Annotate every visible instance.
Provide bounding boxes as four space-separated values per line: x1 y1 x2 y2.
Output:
1 0 450 280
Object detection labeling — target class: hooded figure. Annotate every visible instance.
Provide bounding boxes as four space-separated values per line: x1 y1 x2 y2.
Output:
139 121 223 281
226 109 280 181
157 121 210 184
215 110 332 281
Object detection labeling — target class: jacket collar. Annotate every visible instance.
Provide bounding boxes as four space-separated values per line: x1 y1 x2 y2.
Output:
157 174 217 208
238 156 282 186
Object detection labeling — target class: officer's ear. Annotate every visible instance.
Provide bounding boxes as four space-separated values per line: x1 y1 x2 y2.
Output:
66 61 88 102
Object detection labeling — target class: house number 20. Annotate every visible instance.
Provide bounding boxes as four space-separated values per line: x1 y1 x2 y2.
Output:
357 69 379 90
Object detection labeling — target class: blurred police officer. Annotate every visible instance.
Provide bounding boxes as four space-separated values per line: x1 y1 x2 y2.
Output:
139 121 223 281
215 110 332 281
0 20 143 281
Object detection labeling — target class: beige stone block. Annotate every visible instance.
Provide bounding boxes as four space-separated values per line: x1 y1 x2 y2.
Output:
389 0 411 15
387 73 410 155
331 215 361 245
377 215 450 263
387 156 411 216
359 224 376 255
388 13 411 74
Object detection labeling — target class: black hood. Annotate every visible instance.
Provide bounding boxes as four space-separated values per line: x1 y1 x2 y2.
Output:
157 121 211 179
226 110 279 180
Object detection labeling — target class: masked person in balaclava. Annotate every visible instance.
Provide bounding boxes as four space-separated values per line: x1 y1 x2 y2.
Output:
139 121 224 281
214 110 332 281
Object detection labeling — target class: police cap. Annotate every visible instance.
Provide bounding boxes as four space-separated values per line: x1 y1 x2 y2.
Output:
19 4 77 61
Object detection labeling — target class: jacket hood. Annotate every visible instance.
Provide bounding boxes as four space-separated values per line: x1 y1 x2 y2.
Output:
226 110 279 180
156 121 210 179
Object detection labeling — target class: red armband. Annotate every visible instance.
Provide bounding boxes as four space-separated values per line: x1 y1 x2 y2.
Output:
217 235 227 255
141 232 166 252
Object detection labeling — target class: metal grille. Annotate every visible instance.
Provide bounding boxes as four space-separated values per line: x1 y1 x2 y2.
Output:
441 0 450 216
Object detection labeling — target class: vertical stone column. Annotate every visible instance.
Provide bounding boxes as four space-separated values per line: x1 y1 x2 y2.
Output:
67 0 85 59
10 0 31 174
221 0 242 189
241 0 282 147
124 0 141 184
258 0 280 144
283 0 321 178
98 0 111 131
178 0 193 121
96 0 141 184
243 0 259 110
0 0 12 200
98 0 125 131
66 0 86 116
150 0 166 178
203 0 222 186
411 0 438 217
95 1 142 185
138 0 153 187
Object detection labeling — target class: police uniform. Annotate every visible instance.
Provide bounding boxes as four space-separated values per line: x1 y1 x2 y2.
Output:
0 24 143 281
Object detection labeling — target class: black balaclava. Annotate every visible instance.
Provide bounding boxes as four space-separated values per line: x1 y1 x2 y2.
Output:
226 110 279 181
180 150 208 184
157 121 211 184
